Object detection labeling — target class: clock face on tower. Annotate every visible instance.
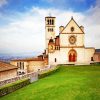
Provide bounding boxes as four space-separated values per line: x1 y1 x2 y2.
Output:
50 45 53 50
69 35 76 44
48 44 55 53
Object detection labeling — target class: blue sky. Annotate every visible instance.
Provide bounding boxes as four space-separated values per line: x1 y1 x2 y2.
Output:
0 0 99 56
0 0 96 13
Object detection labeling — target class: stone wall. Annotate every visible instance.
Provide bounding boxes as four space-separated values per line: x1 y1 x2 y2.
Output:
28 61 45 72
84 48 95 63
0 72 38 87
93 53 100 62
60 34 84 47
10 60 47 73
49 47 95 65
0 69 17 81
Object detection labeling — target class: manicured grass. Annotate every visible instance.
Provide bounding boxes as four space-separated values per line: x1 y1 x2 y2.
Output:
1 65 100 100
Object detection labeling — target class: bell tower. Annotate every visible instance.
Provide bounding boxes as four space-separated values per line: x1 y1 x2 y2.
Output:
45 16 56 54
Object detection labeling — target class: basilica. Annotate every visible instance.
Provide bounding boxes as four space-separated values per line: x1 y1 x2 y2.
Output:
46 16 95 65
10 16 95 74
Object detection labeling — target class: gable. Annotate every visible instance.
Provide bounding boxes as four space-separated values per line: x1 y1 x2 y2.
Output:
61 18 84 34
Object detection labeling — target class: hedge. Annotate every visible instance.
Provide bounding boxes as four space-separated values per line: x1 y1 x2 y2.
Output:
0 78 30 97
0 66 59 97
38 67 59 79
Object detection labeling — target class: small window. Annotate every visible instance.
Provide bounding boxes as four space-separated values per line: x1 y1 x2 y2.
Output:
50 19 51 25
52 28 53 32
22 62 24 69
55 58 57 62
57 47 59 50
56 46 57 50
48 28 49 32
55 46 56 50
91 57 94 61
17 62 19 67
49 28 51 32
22 72 25 74
20 62 21 69
52 20 54 25
47 20 49 25
71 27 74 32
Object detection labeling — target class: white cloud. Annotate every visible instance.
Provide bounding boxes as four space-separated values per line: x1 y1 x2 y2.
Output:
0 5 100 55
0 0 8 7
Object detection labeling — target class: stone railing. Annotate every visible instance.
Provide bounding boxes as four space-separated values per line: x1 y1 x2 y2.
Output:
38 65 57 74
0 72 38 87
0 65 57 87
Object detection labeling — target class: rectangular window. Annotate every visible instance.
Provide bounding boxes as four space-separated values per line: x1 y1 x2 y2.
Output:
20 62 21 69
23 62 24 69
17 62 19 67
91 57 94 61
55 58 57 62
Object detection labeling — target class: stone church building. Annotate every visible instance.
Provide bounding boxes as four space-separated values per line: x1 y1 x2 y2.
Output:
10 16 95 74
46 16 95 65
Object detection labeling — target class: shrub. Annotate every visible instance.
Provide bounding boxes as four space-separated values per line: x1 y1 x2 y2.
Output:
38 67 59 79
0 78 30 97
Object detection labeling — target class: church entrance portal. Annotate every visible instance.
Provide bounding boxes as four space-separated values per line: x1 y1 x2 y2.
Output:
68 49 77 62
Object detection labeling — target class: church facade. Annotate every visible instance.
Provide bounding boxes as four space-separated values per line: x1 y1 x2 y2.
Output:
46 16 95 65
10 16 95 74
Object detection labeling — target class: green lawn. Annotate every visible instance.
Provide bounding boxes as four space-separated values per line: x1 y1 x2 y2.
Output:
1 65 100 100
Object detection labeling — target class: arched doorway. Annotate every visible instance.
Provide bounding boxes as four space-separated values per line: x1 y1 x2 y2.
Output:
68 49 77 62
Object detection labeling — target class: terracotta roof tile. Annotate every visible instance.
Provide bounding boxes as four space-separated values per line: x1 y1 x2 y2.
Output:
11 57 44 61
0 61 18 72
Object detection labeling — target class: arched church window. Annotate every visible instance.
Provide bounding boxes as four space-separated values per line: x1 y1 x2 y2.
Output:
50 19 51 25
52 20 54 25
47 20 49 25
50 28 51 32
50 28 52 32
